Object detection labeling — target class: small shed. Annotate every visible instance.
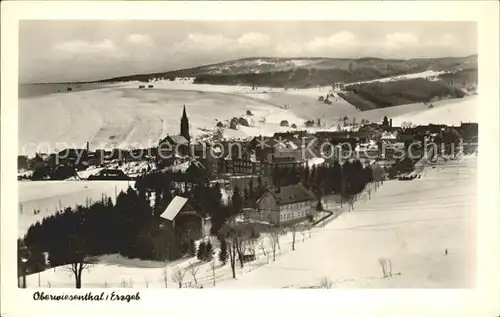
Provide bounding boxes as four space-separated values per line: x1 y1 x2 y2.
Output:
160 196 210 239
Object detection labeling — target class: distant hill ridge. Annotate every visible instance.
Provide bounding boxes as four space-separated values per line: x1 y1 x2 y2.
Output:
96 55 477 89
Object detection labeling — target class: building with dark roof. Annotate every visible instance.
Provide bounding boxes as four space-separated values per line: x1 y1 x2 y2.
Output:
88 168 131 180
159 196 211 242
256 183 316 224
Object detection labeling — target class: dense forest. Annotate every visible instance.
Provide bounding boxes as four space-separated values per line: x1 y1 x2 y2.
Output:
339 78 467 111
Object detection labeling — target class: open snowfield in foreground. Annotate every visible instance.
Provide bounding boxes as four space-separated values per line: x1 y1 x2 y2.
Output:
219 156 476 289
18 180 133 237
26 155 476 288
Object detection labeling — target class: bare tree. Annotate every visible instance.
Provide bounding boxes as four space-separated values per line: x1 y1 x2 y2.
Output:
247 238 257 257
258 238 267 257
171 266 186 288
185 261 201 285
348 198 354 212
378 258 387 278
258 238 269 263
401 121 415 131
319 276 333 289
209 258 216 286
162 267 168 288
235 237 245 269
269 233 280 261
227 238 238 278
220 222 258 278
65 255 96 289
388 259 393 277
120 280 130 288
301 231 305 243
275 232 281 253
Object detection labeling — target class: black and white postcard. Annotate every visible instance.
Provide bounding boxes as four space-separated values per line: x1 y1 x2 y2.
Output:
1 1 499 317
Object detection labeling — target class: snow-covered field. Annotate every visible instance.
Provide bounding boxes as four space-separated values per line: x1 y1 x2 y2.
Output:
348 95 478 127
19 78 477 158
19 84 311 156
219 156 476 289
18 180 133 237
347 70 449 86
26 155 476 288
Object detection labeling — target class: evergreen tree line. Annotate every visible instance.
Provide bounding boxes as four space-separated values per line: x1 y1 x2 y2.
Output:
20 185 203 276
269 160 376 200
20 167 244 274
20 158 379 277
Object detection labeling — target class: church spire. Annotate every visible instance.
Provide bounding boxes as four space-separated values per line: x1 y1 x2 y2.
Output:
180 105 190 142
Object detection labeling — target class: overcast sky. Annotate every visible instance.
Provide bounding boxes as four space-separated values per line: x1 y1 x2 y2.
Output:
19 21 477 83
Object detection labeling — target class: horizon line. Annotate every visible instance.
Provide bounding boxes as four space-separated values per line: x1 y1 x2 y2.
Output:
19 53 478 85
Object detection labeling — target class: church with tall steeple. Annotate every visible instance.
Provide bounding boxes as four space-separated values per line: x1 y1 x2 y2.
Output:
180 105 190 142
157 105 191 164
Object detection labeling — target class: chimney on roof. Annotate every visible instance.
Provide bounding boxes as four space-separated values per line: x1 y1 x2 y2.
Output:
389 119 392 128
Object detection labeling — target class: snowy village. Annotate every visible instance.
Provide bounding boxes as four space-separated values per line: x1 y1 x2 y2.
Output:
16 20 479 290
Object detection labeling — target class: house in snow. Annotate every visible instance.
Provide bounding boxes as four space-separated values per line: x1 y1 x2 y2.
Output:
157 135 190 163
88 168 131 181
160 196 211 242
380 131 398 144
256 183 316 225
332 82 345 91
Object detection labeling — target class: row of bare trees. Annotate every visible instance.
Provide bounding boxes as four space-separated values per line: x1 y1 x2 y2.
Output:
215 220 316 279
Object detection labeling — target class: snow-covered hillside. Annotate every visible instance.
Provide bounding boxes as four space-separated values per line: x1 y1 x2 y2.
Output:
347 70 451 86
19 70 477 158
18 180 133 237
349 95 478 127
18 82 350 157
18 85 303 157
